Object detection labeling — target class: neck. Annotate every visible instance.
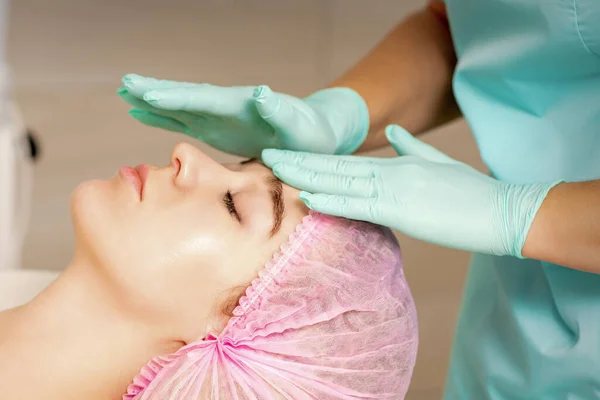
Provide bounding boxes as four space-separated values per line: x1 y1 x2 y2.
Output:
0 257 182 400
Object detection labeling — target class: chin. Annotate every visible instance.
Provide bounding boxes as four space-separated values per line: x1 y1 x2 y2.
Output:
70 179 123 260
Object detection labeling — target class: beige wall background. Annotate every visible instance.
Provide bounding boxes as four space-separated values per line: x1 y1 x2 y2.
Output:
10 1 488 398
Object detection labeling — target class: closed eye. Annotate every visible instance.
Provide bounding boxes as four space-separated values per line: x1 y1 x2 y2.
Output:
223 191 241 222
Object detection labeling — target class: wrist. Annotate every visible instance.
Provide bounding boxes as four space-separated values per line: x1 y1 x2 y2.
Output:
304 87 369 155
521 180 600 271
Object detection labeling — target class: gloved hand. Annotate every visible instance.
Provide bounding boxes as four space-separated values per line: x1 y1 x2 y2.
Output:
262 125 562 257
118 74 369 157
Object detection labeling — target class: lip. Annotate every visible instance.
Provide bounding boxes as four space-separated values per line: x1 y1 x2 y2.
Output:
119 166 144 200
135 164 149 194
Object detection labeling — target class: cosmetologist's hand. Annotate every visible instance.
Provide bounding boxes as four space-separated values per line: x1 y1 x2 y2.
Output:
118 73 369 158
262 125 559 256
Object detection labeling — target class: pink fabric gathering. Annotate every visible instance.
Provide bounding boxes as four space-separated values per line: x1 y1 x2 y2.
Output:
124 211 418 399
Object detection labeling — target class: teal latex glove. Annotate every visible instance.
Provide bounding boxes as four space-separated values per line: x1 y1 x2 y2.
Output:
118 74 369 157
262 125 562 257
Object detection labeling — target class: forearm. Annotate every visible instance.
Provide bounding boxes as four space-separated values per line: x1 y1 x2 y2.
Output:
330 4 460 152
522 180 600 273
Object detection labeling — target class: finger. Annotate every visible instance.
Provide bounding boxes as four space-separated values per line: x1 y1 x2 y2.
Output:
253 85 301 134
261 149 378 177
128 109 188 135
272 164 374 197
385 125 456 164
142 86 248 116
119 87 198 126
122 73 197 98
118 87 156 112
299 192 380 223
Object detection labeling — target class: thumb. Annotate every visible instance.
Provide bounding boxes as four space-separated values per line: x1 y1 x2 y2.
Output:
254 85 298 134
385 125 456 163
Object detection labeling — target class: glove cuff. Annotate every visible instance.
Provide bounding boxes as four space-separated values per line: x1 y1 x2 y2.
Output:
304 87 369 155
505 180 564 258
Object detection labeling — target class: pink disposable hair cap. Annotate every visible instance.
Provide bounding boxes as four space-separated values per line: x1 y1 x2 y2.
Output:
125 211 418 399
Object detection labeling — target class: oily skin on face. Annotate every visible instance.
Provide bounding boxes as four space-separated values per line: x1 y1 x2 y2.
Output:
0 143 308 400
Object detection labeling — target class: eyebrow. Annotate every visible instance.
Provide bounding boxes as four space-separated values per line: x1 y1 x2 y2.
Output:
240 158 285 237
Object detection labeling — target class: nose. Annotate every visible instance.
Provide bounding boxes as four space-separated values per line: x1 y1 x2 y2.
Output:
170 143 236 189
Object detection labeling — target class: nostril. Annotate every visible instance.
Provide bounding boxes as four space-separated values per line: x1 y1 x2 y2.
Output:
174 157 182 176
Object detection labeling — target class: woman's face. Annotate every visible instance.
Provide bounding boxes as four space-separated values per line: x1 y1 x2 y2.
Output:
70 143 308 340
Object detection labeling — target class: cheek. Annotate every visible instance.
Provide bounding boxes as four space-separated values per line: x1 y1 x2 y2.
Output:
151 206 240 290
110 203 244 324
